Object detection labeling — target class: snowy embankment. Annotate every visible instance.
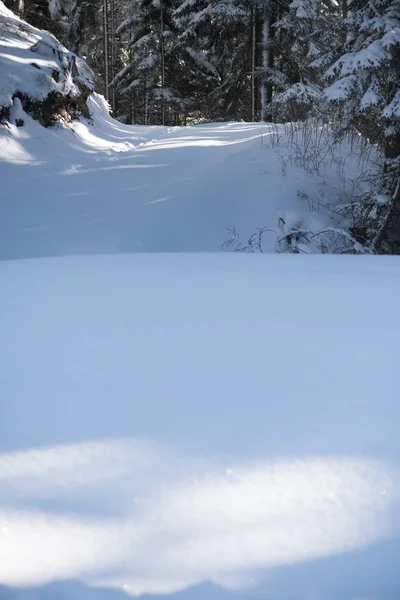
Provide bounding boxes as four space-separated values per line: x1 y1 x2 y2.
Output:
1 254 400 600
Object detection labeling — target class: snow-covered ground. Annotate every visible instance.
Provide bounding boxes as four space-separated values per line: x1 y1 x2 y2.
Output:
1 253 400 600
1 7 399 599
0 93 363 259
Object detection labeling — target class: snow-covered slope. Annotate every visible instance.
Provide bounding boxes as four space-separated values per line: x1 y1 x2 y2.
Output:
0 253 399 600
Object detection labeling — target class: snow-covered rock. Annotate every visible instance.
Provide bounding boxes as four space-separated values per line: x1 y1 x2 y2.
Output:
0 0 94 125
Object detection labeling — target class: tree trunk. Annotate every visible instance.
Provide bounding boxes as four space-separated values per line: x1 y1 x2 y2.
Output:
251 6 256 122
260 13 270 121
376 181 400 254
160 0 165 125
260 5 274 121
110 0 115 112
376 134 400 254
103 0 109 102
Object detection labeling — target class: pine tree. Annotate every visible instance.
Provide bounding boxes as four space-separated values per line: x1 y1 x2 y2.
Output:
113 0 203 124
321 0 400 251
16 0 51 28
268 0 333 120
174 0 254 120
323 0 399 141
68 0 107 95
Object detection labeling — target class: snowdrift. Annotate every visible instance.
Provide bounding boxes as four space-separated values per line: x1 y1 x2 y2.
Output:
0 253 399 600
0 1 94 125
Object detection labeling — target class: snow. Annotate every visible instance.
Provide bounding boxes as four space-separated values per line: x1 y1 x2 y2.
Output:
325 43 389 79
324 75 358 102
360 87 380 110
272 83 321 106
382 89 400 118
0 1 93 110
0 0 13 17
1 7 399 599
381 29 400 49
0 253 400 600
0 94 366 259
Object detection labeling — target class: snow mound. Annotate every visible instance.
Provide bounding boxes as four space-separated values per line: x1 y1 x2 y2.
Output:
0 253 399 600
0 0 94 124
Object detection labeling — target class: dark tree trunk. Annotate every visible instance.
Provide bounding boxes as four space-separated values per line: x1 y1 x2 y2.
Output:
376 133 400 254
